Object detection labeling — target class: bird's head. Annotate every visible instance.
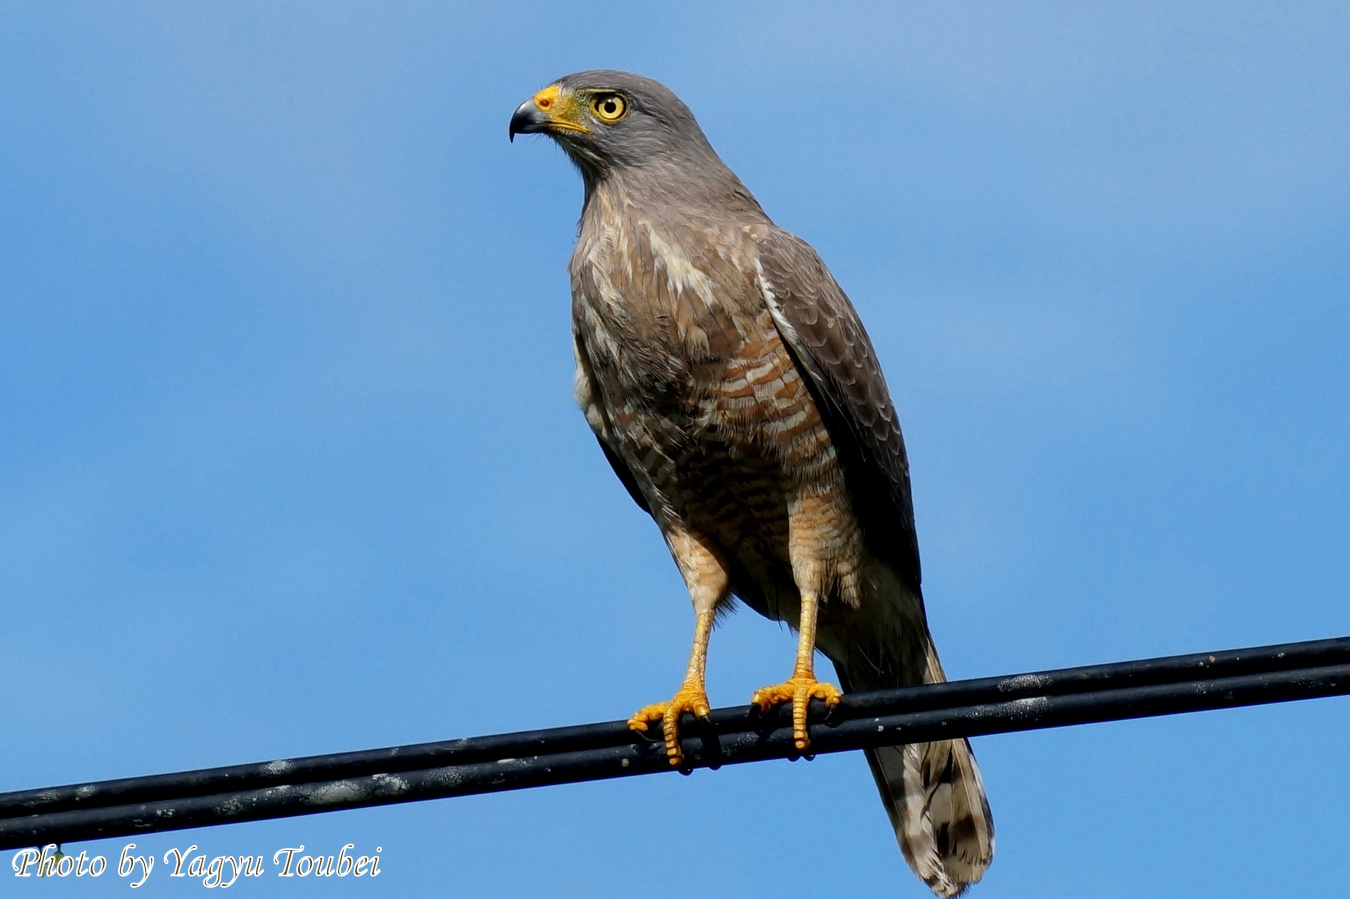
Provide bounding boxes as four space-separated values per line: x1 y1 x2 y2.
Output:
509 70 722 183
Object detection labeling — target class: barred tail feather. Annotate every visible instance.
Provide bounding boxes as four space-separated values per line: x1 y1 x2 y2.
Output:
839 641 994 897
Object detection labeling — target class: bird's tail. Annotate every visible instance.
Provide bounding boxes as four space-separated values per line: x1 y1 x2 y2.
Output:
836 638 994 898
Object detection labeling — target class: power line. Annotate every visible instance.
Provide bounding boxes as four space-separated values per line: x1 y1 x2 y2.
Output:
2 634 1348 850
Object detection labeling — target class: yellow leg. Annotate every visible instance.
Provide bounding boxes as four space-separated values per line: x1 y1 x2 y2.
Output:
751 592 842 750
628 607 714 765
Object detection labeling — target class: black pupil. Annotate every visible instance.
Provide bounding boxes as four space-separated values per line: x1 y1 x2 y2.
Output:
602 99 618 114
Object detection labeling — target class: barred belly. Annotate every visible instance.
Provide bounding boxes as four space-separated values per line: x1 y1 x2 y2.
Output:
598 306 866 619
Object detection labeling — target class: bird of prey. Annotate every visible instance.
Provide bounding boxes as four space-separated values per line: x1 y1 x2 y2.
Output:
510 71 994 897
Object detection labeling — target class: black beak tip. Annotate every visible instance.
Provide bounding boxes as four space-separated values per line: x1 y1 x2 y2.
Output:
509 102 551 144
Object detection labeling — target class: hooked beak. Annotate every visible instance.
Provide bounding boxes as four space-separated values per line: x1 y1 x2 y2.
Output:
508 99 552 143
509 85 592 143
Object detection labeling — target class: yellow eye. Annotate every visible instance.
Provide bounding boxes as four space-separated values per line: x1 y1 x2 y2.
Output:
591 93 628 123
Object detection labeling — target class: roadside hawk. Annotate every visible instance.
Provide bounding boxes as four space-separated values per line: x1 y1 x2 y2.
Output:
510 71 994 896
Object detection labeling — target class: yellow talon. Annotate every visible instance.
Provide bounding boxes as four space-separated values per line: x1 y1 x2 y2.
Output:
628 679 712 765
752 675 842 750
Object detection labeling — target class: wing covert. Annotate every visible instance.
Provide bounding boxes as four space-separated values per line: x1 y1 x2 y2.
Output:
755 229 922 592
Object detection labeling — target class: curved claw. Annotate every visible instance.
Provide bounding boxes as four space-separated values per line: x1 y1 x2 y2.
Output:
627 680 712 766
751 676 842 750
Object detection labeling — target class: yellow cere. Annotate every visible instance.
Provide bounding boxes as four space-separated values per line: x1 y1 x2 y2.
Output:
532 84 591 134
532 84 561 112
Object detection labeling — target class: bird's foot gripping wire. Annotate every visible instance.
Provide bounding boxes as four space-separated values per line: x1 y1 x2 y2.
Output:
751 675 842 751
627 679 712 766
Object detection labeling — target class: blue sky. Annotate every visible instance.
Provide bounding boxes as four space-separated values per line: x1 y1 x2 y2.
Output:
3 2 1348 896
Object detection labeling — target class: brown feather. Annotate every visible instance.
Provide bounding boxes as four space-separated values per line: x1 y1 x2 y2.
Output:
519 69 994 896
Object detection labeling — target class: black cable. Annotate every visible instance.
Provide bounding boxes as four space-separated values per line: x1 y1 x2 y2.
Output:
2 635 1347 850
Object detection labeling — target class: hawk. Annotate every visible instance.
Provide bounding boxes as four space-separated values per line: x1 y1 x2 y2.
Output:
510 71 994 896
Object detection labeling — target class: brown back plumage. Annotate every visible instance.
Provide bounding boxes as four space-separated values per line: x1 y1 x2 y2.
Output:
757 227 995 895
